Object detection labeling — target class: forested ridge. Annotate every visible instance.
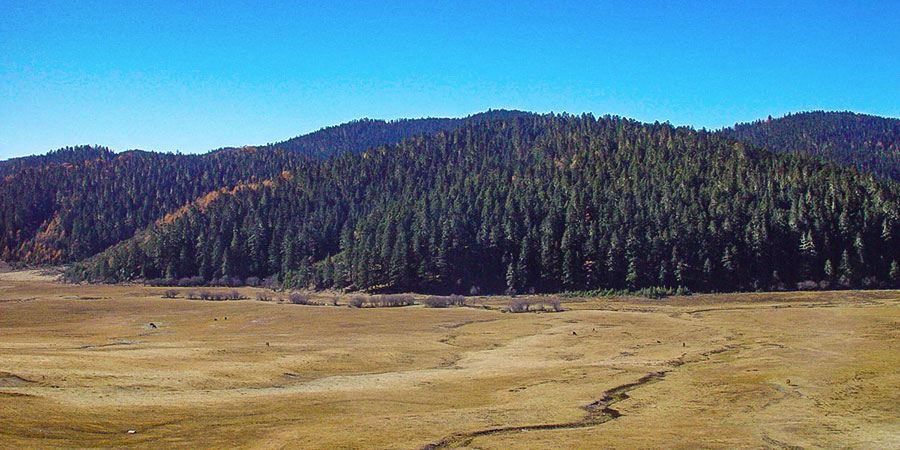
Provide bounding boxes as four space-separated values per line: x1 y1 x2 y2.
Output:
723 111 900 181
0 146 305 263
63 113 900 294
256 109 530 159
0 145 117 178
0 111 524 265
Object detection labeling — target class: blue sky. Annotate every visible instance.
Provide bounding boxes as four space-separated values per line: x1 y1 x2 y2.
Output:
2 0 899 159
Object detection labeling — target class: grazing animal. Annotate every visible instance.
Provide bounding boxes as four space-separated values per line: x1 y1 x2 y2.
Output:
148 323 157 329
266 342 270 347
656 340 661 343
786 378 791 385
214 318 217 321
683 342 686 347
572 331 577 335
224 316 227 320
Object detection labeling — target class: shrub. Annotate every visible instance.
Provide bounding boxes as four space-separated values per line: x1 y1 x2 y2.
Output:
262 275 280 291
288 293 314 305
246 276 261 287
175 276 206 287
507 297 563 313
348 296 366 308
508 298 531 313
796 280 819 291
378 294 414 307
546 298 562 312
162 289 178 299
199 290 213 300
422 296 450 308
256 292 273 302
147 278 177 287
423 295 467 307
186 291 198 300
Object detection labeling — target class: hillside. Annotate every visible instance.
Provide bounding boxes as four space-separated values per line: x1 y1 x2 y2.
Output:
722 111 900 181
70 114 900 293
0 111 524 265
0 147 303 264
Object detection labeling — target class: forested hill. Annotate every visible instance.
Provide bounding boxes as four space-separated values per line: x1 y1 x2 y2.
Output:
70 114 900 294
722 111 900 181
240 109 531 159
0 147 304 264
0 111 526 265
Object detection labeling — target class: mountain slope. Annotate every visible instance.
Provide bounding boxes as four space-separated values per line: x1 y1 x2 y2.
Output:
72 114 900 293
0 111 529 264
722 111 900 181
0 147 303 264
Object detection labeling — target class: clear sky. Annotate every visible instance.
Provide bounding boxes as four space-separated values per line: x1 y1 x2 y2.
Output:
2 0 899 159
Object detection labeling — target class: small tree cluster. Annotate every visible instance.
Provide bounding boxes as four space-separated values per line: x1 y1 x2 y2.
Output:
262 275 280 291
508 297 563 313
346 294 414 308
375 294 414 307
162 289 178 298
422 295 467 308
194 290 245 301
288 293 317 305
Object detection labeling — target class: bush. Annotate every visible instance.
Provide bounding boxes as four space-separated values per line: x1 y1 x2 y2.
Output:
246 276 260 287
348 296 366 308
186 291 198 300
288 293 314 305
262 275 280 291
423 295 467 308
508 298 531 313
377 294 413 307
147 278 177 287
422 296 450 308
796 280 819 290
507 297 563 313
176 276 206 287
559 286 692 299
256 292 273 302
546 298 562 312
162 289 178 298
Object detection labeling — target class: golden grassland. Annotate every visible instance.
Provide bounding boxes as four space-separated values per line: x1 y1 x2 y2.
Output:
1 271 899 449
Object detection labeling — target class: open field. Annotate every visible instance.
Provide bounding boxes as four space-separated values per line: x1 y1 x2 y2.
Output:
1 274 900 448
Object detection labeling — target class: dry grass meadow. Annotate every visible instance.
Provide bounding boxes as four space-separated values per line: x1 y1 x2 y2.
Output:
1 270 900 449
